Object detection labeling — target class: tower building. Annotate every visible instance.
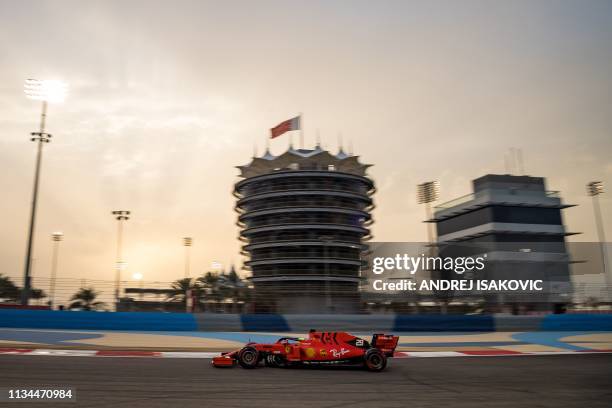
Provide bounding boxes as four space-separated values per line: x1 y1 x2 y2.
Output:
234 145 375 313
430 174 577 312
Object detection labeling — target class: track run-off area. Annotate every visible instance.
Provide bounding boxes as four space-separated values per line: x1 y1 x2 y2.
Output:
1 354 611 408
1 328 610 406
1 328 612 353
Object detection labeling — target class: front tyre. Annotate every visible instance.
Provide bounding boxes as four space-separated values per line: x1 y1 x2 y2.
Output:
238 346 259 369
364 349 387 372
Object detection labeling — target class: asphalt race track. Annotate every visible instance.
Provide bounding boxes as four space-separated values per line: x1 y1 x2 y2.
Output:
1 354 611 407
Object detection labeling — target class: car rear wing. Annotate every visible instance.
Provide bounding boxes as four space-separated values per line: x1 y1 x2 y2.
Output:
371 333 399 357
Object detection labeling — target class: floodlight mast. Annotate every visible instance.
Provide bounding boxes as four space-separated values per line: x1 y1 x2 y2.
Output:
49 232 64 308
112 210 130 309
587 181 610 295
21 79 68 305
417 181 440 244
183 237 193 278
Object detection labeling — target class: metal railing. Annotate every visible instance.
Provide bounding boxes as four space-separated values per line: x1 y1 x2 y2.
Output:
435 190 562 210
240 183 369 196
241 201 369 212
244 216 366 228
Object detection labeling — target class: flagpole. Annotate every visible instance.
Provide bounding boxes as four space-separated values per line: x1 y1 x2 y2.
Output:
299 112 304 148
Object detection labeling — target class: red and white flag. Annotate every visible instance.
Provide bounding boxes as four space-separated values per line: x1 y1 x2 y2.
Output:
270 116 301 139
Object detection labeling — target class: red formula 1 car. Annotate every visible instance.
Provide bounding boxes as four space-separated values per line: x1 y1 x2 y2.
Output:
212 331 399 372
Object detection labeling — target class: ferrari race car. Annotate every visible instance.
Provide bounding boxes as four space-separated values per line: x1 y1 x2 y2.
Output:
212 331 399 372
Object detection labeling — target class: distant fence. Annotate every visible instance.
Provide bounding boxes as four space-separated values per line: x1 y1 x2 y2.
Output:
5 275 612 314
1 310 611 332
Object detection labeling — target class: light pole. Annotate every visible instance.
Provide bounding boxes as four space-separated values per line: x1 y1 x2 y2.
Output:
588 181 610 297
417 181 444 312
112 210 130 308
183 237 193 278
21 79 67 305
49 232 63 309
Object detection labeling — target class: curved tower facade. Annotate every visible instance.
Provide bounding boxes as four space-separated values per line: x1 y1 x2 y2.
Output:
234 145 374 313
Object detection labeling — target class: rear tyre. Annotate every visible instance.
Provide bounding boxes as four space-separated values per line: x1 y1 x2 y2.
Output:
238 346 259 369
364 349 387 372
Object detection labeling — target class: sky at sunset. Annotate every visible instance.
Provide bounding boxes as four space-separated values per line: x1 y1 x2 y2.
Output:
1 0 611 290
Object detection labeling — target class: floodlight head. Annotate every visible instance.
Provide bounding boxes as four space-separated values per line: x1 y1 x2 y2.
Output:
52 231 64 241
112 210 131 220
417 181 440 204
587 181 604 196
132 273 143 280
24 79 68 103
183 237 193 246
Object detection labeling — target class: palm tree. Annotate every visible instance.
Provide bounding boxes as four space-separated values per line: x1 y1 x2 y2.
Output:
0 274 20 301
168 278 202 303
197 272 224 301
69 287 105 311
198 272 219 287
228 266 239 284
0 274 46 303
30 288 46 301
197 270 249 303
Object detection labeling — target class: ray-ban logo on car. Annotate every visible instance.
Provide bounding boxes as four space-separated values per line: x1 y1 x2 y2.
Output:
331 348 349 358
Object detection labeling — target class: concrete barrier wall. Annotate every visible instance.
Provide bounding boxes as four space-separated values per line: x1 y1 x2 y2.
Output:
283 314 396 332
1 310 611 332
541 314 612 331
240 314 291 332
493 315 544 332
0 310 198 331
194 313 242 331
394 315 495 332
